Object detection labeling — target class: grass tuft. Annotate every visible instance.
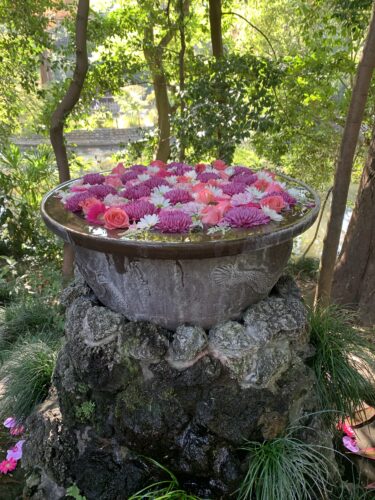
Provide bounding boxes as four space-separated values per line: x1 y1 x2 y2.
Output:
287 256 320 279
309 306 375 424
0 335 61 420
129 458 200 500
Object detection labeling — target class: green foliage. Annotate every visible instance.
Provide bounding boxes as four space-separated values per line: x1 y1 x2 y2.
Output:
75 401 96 423
287 257 320 279
66 484 87 500
0 334 60 420
309 306 375 424
129 458 200 500
238 427 335 500
0 143 62 259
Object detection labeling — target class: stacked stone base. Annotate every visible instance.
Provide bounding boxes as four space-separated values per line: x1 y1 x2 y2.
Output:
23 275 328 499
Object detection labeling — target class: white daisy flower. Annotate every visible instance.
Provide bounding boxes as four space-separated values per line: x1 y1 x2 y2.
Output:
231 192 253 206
204 166 216 173
103 194 126 206
152 185 170 196
168 175 178 185
147 166 159 174
150 193 171 208
185 170 197 181
288 187 306 200
261 206 283 221
246 186 265 199
225 167 235 176
138 173 151 182
137 214 160 230
209 187 223 197
257 171 274 183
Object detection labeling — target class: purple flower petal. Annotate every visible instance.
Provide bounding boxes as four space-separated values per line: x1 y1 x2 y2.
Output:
157 210 192 233
224 207 270 228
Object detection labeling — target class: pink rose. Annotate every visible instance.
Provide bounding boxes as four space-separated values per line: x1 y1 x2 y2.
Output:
105 175 123 188
216 200 232 217
86 202 106 225
265 182 283 193
150 160 167 168
156 169 169 178
192 182 207 193
195 189 216 204
104 207 130 230
177 175 190 183
260 195 285 213
79 197 101 214
201 206 222 225
212 159 227 170
195 163 206 173
254 179 270 191
111 163 126 175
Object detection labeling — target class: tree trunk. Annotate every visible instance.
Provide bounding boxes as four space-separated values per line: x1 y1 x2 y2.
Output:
153 69 171 162
178 0 187 162
209 0 223 58
49 0 90 280
332 121 375 325
315 3 375 307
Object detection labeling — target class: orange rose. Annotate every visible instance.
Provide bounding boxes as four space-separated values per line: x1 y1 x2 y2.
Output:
104 207 130 229
260 195 286 213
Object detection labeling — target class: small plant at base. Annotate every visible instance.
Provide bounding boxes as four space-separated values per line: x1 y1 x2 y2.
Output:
128 458 201 500
237 427 336 500
0 335 60 420
75 401 96 423
66 484 87 500
309 306 375 425
287 256 320 279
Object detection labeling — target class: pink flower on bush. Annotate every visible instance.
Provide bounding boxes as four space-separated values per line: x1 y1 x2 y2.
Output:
6 440 25 461
104 207 130 230
0 458 17 474
260 195 286 213
86 202 106 225
112 162 126 175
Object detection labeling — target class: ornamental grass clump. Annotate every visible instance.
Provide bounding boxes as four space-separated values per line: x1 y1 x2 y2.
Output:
309 306 375 425
238 428 336 500
129 459 200 500
0 334 60 420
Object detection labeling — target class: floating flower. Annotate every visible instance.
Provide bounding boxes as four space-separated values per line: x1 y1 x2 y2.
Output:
179 201 205 216
231 172 257 185
80 197 102 215
260 195 286 213
6 440 25 461
165 189 194 205
65 192 92 212
197 172 221 182
0 458 17 474
150 160 167 168
157 210 192 233
212 159 227 170
195 188 216 204
111 162 126 175
130 164 148 173
104 207 130 230
232 166 253 176
201 206 222 225
222 182 248 196
137 214 160 230
261 205 283 222
264 191 297 207
86 202 106 225
254 178 270 191
231 192 254 206
3 418 16 429
150 193 171 209
104 175 123 188
143 177 170 189
122 184 151 200
120 170 139 183
83 173 105 185
224 207 270 228
195 163 206 173
169 163 193 176
103 194 127 207
124 200 156 222
88 185 117 200
138 173 151 182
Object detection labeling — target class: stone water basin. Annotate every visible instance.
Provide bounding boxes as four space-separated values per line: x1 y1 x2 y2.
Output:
41 173 319 329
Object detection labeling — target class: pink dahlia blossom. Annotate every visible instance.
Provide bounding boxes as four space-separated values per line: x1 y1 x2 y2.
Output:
86 202 106 225
254 179 270 191
165 189 194 205
157 210 192 233
221 182 248 196
124 200 156 221
143 177 170 189
232 166 253 176
120 170 139 183
6 440 25 461
82 173 105 185
224 207 270 228
0 458 17 474
231 173 257 185
122 184 151 200
197 172 220 182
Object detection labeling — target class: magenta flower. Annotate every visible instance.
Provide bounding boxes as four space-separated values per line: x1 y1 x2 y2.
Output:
197 172 221 182
6 440 25 461
122 184 151 200
82 173 105 185
221 182 248 196
120 170 139 183
3 417 16 429
343 436 359 453
232 166 254 176
88 185 117 200
168 162 193 175
143 177 170 189
65 192 91 212
10 425 25 436
86 202 106 225
224 207 270 228
124 200 156 221
157 210 192 233
130 164 148 173
263 191 297 207
231 173 257 185
165 189 194 205
0 458 17 474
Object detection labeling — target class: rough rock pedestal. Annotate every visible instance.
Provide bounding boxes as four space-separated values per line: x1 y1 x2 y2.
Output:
23 274 325 499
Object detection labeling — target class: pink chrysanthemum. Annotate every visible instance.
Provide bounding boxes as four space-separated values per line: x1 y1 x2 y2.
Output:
197 172 221 182
157 210 192 233
221 182 248 196
142 177 170 189
167 162 193 176
65 192 91 212
224 207 270 228
230 173 257 185
124 200 156 221
263 191 297 207
130 164 148 173
82 173 105 185
88 185 117 199
232 166 254 176
165 189 194 205
120 170 139 183
122 184 151 200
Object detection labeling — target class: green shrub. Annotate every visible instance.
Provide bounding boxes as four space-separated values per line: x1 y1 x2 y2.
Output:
0 335 60 419
309 306 375 424
287 257 320 279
